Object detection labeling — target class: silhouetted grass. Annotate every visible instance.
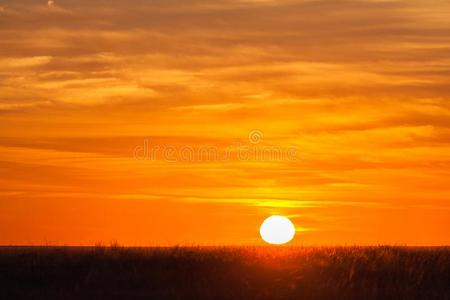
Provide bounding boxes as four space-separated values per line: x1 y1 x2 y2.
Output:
0 246 448 299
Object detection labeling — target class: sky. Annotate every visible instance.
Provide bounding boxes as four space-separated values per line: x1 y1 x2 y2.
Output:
0 0 449 246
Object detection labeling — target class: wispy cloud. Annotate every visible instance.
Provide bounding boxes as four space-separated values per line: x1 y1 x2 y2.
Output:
0 0 449 245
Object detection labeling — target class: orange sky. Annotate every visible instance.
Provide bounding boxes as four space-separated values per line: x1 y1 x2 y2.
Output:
0 0 449 246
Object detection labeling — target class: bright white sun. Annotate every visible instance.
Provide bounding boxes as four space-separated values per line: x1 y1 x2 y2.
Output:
260 215 296 245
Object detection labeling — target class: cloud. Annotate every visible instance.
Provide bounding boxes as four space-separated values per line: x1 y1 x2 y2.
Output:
0 56 52 68
0 0 449 245
0 0 449 111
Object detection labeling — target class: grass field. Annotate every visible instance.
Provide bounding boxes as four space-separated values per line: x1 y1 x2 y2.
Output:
0 246 449 299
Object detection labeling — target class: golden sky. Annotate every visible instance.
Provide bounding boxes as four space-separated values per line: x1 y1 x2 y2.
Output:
0 0 449 245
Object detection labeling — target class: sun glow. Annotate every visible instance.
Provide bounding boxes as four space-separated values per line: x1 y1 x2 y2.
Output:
259 216 296 245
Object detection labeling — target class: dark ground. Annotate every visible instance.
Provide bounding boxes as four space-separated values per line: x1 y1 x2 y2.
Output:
0 246 449 300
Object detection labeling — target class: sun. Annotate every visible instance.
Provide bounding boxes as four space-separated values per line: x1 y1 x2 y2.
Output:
260 215 296 245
